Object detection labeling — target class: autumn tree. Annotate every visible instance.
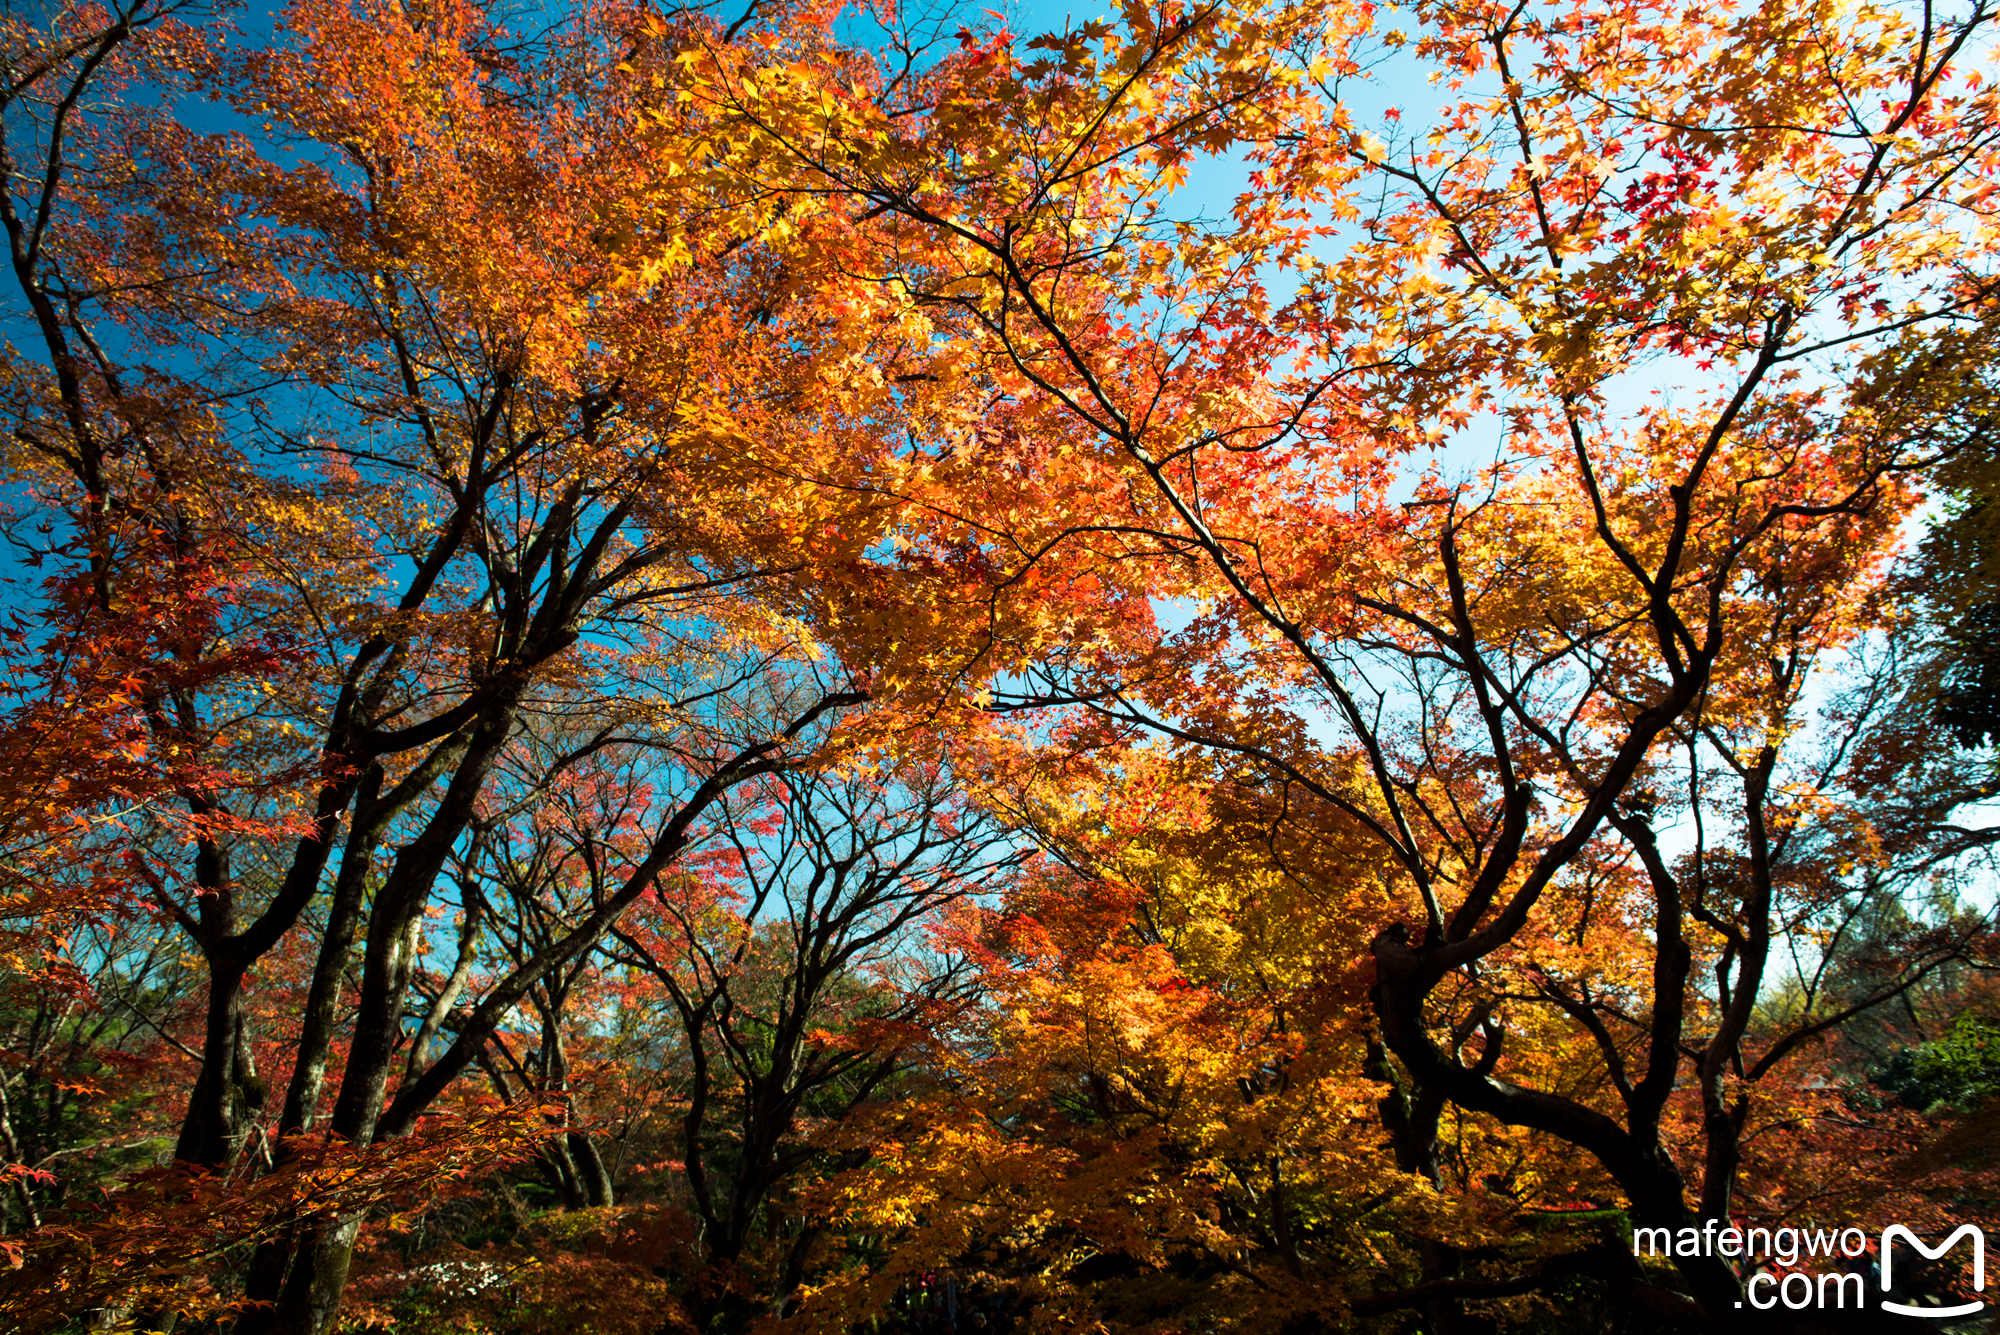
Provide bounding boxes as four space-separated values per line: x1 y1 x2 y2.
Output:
0 0 986 1328
603 752 1022 1326
787 748 1442 1334
9 0 2000 1330
635 0 2000 1327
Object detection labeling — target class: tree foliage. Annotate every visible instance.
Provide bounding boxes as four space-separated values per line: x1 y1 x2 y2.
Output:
0 0 1996 1331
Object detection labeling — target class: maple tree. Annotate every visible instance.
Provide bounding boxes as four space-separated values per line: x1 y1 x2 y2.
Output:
0 0 930 1327
603 756 1022 1327
638 0 2000 1327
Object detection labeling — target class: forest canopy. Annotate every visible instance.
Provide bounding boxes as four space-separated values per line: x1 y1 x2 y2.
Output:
0 0 1996 1332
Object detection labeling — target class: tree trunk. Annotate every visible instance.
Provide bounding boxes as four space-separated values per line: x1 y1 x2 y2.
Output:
173 954 250 1168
